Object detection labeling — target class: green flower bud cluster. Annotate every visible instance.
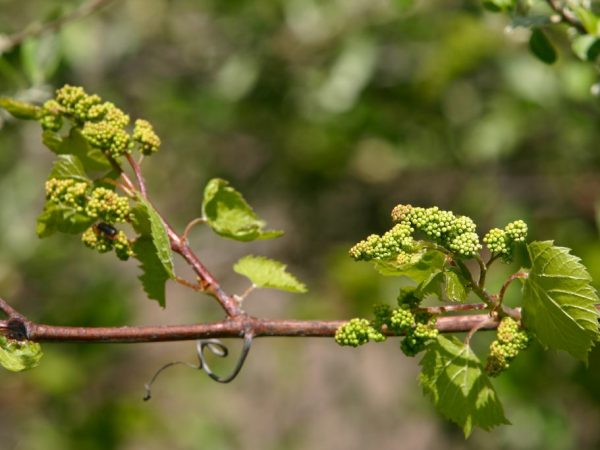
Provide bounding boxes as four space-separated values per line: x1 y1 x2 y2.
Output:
38 85 162 161
133 119 161 155
400 318 439 357
390 306 416 333
483 220 528 262
82 226 133 261
391 204 482 258
334 318 386 347
85 187 131 223
349 222 414 261
485 317 530 377
45 178 89 212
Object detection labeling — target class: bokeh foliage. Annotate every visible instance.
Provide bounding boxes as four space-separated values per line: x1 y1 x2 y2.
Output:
1 0 600 448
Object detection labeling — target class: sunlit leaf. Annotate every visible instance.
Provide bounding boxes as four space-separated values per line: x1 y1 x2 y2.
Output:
419 336 509 437
522 241 599 362
202 178 283 241
234 255 307 293
0 336 43 372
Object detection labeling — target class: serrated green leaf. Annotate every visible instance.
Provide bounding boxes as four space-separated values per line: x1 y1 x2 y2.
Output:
0 336 43 372
233 255 307 293
374 249 446 285
46 127 111 171
529 28 557 64
36 203 94 238
444 270 468 302
202 178 283 242
48 155 90 182
522 241 599 362
133 196 174 279
0 97 41 120
419 336 510 437
133 237 170 308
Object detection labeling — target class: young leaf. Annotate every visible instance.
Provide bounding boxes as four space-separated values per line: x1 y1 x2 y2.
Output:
36 204 94 238
233 255 307 293
48 155 90 182
374 249 446 286
202 178 283 241
45 127 112 171
0 336 43 372
132 196 174 278
0 97 41 120
132 237 170 308
444 270 468 302
522 241 599 362
419 336 509 437
529 28 557 65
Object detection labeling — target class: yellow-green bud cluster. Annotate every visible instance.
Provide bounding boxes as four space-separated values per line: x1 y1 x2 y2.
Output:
39 85 162 161
133 119 161 155
390 306 416 333
349 223 414 261
334 318 386 347
483 220 528 262
45 178 89 212
40 99 63 131
485 317 530 377
82 226 133 261
82 121 131 160
391 205 482 257
85 187 131 223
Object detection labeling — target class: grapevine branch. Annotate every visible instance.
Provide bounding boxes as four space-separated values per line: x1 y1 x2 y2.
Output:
545 0 587 34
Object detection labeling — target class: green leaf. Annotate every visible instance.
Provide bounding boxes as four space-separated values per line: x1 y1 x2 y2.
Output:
36 203 94 238
0 336 43 372
132 196 175 278
419 336 510 437
529 28 557 64
48 155 90 182
444 270 468 302
522 241 599 362
233 255 307 293
572 35 600 62
0 97 41 120
46 127 112 171
133 237 170 308
374 249 446 286
202 178 283 241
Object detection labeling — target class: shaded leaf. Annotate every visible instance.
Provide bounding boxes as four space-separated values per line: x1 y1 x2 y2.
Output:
202 178 283 241
46 127 111 171
0 97 41 120
133 237 170 308
419 336 509 437
529 28 557 64
48 155 90 182
234 255 307 293
132 196 174 279
522 241 599 362
572 35 600 62
444 270 468 302
374 249 446 287
0 336 43 372
36 203 94 238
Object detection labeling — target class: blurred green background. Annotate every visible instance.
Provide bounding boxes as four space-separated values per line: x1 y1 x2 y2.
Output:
1 0 600 448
